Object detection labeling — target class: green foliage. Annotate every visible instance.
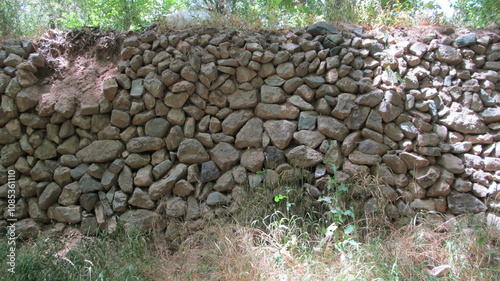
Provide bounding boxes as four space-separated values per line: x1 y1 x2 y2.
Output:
454 0 500 28
0 0 22 37
0 0 179 37
2 0 500 38
0 227 155 281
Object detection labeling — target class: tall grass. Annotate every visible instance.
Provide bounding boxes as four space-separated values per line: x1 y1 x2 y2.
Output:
2 177 499 280
0 227 156 281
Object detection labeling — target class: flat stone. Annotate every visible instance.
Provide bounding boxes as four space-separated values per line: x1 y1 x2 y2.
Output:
400 152 430 169
126 137 165 152
348 150 381 165
480 107 500 123
120 209 160 233
448 193 487 214
255 103 300 120
206 191 229 206
357 139 389 155
286 145 323 168
76 140 124 163
227 89 258 109
307 21 339 36
47 205 82 224
440 110 487 134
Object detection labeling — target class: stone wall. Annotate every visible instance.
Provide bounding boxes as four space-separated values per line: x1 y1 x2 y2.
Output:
1 22 500 237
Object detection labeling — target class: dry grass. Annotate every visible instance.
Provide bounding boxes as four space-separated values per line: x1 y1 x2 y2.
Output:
149 213 500 281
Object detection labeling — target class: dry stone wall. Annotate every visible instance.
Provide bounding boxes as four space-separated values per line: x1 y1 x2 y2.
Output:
1 22 500 237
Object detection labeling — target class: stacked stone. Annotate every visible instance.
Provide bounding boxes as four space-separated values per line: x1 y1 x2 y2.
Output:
1 22 500 237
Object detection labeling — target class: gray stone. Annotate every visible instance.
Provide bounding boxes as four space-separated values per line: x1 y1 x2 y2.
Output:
134 165 153 187
129 188 155 209
79 174 103 193
255 103 300 120
261 85 286 103
34 140 57 160
436 44 462 65
76 140 124 163
213 171 236 192
293 130 325 149
209 143 240 171
455 33 476 47
400 152 430 169
149 164 188 200
165 197 187 218
356 90 383 107
240 149 265 172
16 88 39 112
236 67 257 83
206 191 229 206
178 139 210 164
58 182 81 206
47 205 82 224
448 194 487 214
480 107 500 123
222 110 254 135
317 116 348 141
112 191 128 213
307 22 339 36
349 150 381 165
120 209 160 233
264 120 297 150
127 136 165 153
357 139 389 155
298 111 317 130
38 183 62 210
440 110 487 134
186 196 201 221
153 159 173 180
79 193 98 212
438 153 465 174
228 89 258 109
303 75 325 88
172 180 195 196
382 154 407 174
200 161 220 182
276 62 295 79
286 145 323 168
336 77 358 93
166 125 184 150
235 118 263 148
